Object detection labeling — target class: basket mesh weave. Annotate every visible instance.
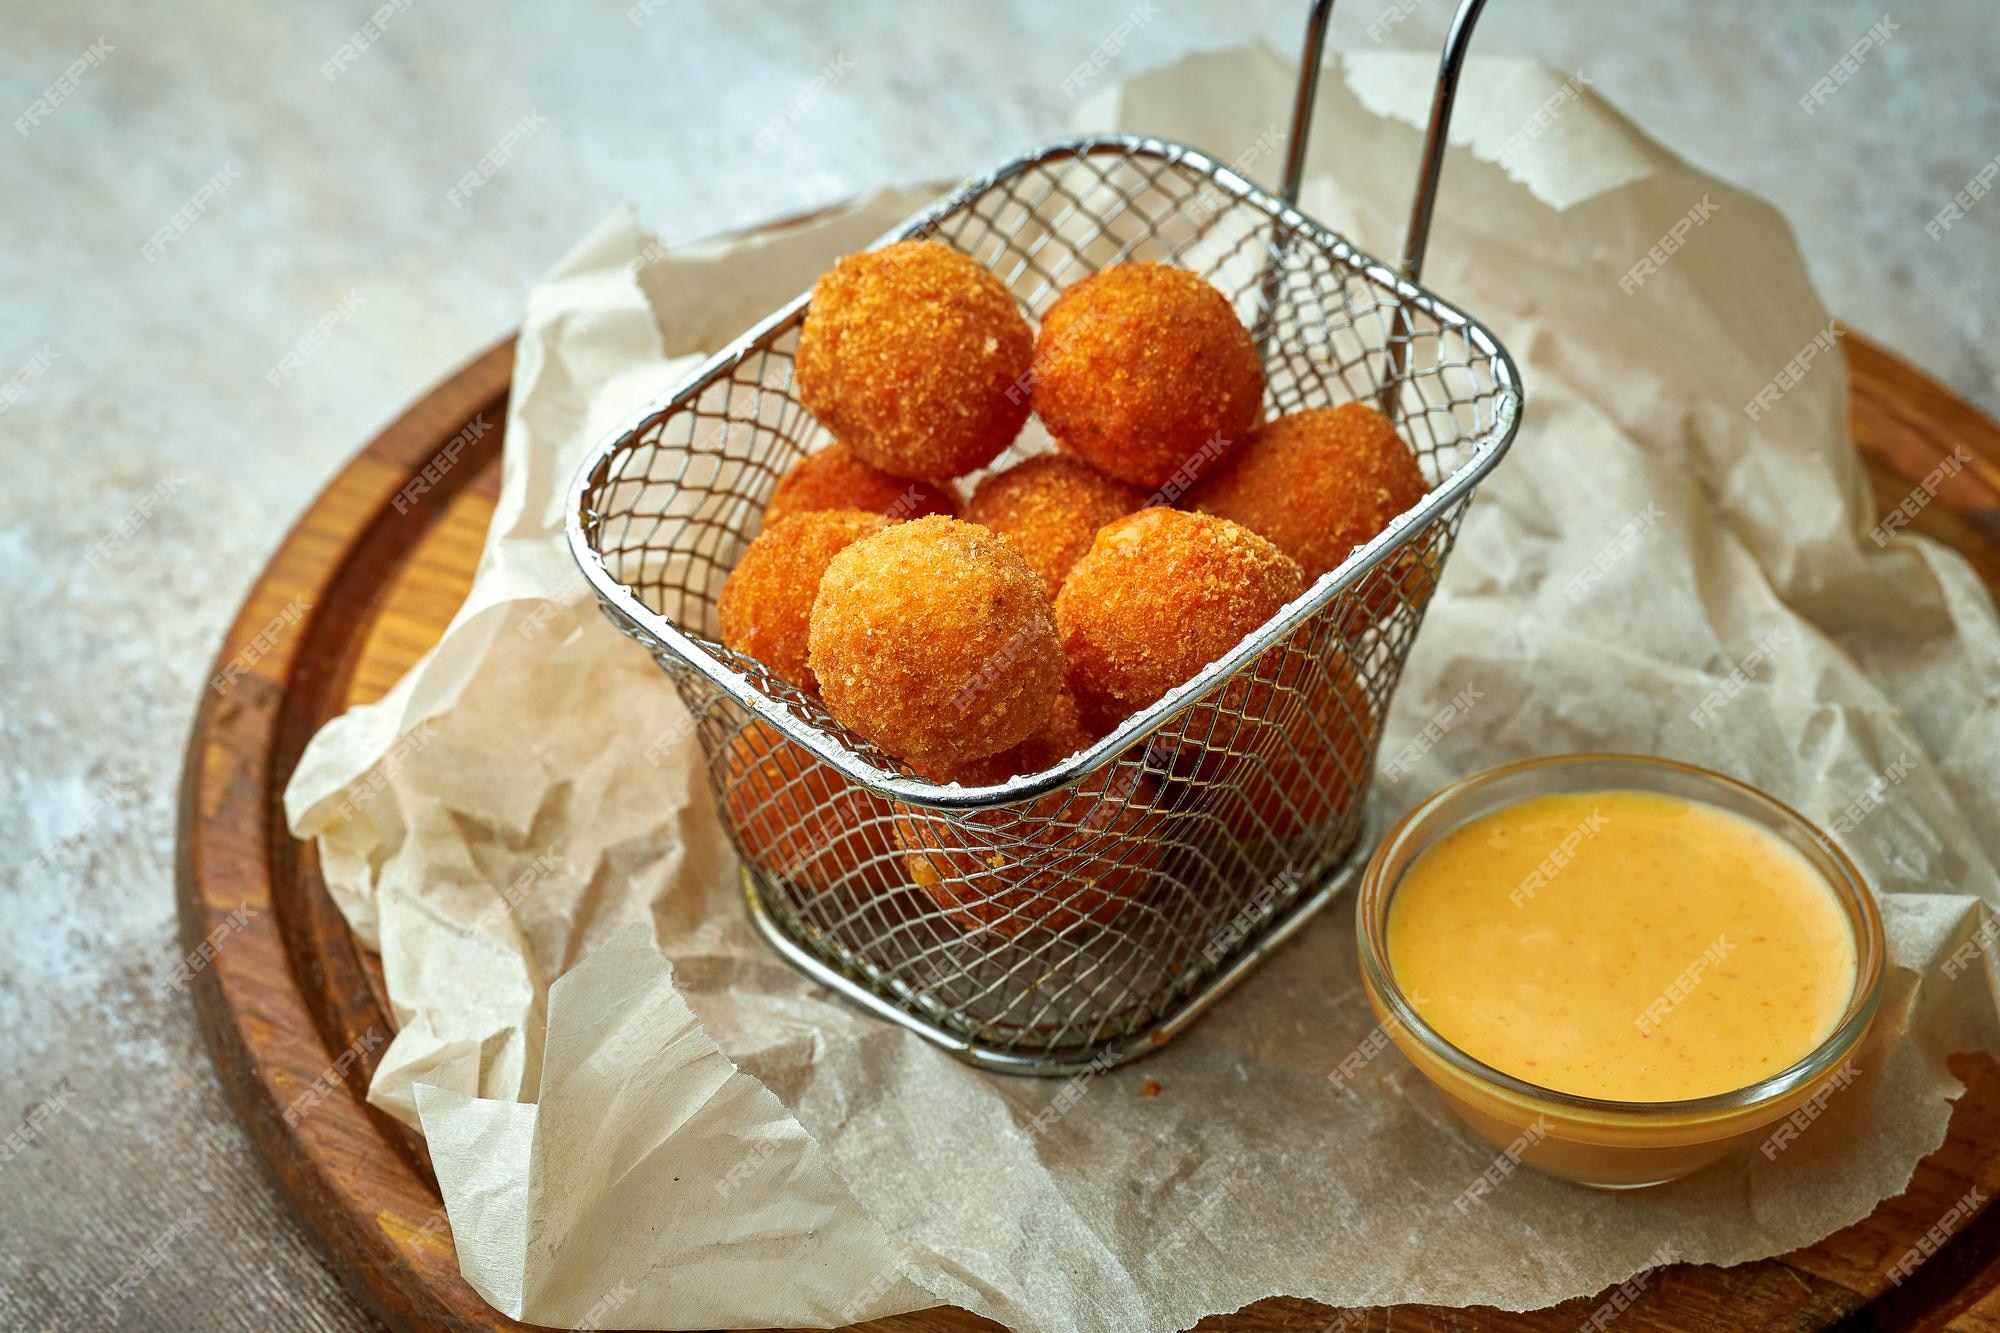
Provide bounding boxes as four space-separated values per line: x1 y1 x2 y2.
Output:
571 135 1519 1072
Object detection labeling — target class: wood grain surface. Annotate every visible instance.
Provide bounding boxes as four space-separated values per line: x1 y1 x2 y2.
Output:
176 330 2000 1332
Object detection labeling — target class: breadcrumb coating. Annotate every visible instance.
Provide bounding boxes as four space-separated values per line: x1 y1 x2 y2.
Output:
807 516 1063 770
719 721 896 899
1191 403 1428 580
794 240 1033 483
913 688 1100 786
897 755 1163 938
964 453 1146 598
717 509 890 694
1054 508 1304 733
1222 650 1375 840
765 441 961 526
1031 263 1265 488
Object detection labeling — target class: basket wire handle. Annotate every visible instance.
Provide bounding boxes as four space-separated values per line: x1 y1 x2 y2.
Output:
1278 0 1491 280
1272 0 1494 416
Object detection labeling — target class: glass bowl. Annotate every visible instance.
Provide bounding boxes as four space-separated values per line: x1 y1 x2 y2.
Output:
1355 752 1885 1188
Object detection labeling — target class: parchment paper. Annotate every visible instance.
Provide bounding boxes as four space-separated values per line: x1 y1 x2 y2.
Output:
284 46 2000 1332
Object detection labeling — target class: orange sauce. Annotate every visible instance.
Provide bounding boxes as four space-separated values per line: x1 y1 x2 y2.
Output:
1386 790 1855 1101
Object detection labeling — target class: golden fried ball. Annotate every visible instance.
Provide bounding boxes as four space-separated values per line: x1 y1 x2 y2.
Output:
807 516 1063 771
897 759 1164 938
717 509 890 693
1031 263 1265 489
719 721 897 900
764 441 961 526
964 453 1147 598
794 240 1034 483
1219 650 1376 841
913 688 1100 786
1054 508 1304 733
1191 403 1428 581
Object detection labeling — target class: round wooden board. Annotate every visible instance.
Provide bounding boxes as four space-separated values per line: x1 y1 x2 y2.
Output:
178 330 2000 1333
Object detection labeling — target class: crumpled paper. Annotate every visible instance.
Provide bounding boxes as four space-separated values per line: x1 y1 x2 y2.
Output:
284 44 2000 1333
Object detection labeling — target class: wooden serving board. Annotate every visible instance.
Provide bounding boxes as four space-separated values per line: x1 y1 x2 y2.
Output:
178 330 2000 1333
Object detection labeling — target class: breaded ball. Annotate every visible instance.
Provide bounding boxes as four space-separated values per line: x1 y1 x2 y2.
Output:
897 760 1164 938
1031 263 1265 489
717 509 890 693
914 689 1101 786
964 454 1147 598
764 441 961 526
1191 402 1428 581
1055 508 1304 733
807 516 1063 771
794 240 1033 483
1220 650 1376 841
720 721 896 899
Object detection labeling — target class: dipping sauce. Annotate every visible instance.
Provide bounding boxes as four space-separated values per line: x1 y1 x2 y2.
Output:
1387 789 1856 1102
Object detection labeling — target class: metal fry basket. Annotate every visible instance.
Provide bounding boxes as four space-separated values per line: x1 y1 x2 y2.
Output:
569 0 1521 1074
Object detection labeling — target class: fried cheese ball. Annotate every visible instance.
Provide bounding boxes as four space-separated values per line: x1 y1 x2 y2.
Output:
1220 651 1376 841
807 516 1062 771
1192 401 1434 635
794 240 1034 483
1031 263 1265 489
1192 402 1428 581
897 756 1165 938
913 688 1100 786
717 509 890 694
764 441 961 526
1054 508 1305 734
963 453 1147 598
719 721 897 900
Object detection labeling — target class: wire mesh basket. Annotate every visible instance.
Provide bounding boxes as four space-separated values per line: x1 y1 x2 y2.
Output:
569 2 1521 1074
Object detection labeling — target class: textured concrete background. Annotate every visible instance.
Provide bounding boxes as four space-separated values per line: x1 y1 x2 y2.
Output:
2 1 1994 1328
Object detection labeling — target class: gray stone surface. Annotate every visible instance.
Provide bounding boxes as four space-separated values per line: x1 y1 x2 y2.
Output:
1 2 1993 1328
